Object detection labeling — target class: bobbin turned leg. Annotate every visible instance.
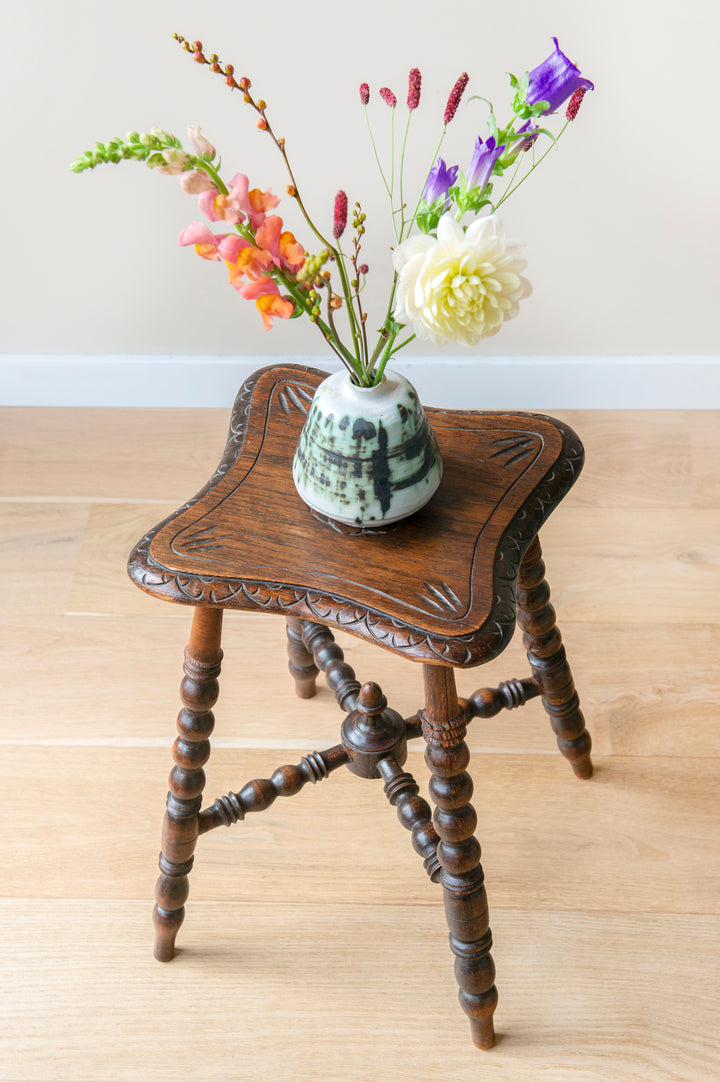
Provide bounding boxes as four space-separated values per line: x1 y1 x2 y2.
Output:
516 536 593 779
285 616 318 699
153 606 223 961
422 665 498 1050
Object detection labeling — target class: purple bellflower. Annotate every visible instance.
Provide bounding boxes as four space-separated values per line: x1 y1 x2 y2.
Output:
466 135 505 193
526 37 594 115
423 157 459 204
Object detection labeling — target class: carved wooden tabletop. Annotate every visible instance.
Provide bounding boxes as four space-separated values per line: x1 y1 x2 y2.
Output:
128 364 583 666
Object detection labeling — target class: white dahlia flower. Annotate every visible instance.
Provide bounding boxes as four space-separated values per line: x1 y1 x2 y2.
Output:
392 212 532 346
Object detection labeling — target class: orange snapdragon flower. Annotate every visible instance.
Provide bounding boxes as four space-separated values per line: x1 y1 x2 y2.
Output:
255 216 305 273
218 233 298 330
180 176 305 331
256 293 296 330
198 173 280 229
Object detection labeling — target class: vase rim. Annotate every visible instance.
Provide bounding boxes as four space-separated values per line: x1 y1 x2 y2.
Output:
346 373 388 391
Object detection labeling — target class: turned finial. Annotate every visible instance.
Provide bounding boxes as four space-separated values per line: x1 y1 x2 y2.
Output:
357 682 387 717
341 681 407 778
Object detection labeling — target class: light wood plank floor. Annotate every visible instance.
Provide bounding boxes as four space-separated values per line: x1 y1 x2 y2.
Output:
1 406 718 1082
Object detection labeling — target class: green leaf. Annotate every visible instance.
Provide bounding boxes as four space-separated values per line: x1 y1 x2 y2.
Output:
511 71 531 116
532 126 558 147
487 111 500 143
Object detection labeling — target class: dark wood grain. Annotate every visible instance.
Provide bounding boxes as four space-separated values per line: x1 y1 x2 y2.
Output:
285 615 318 699
422 665 498 1049
377 757 442 882
153 607 223 961
517 537 593 779
128 365 584 667
300 620 362 711
197 744 350 834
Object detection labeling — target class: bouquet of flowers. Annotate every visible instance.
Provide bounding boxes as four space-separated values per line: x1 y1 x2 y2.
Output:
72 35 592 387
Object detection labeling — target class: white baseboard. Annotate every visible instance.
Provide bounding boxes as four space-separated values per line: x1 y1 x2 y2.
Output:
1 354 719 408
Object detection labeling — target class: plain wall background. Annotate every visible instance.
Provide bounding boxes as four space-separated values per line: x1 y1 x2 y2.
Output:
2 0 719 400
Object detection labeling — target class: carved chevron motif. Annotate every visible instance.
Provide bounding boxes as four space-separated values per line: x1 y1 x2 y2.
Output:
489 435 540 468
278 383 314 417
178 523 236 552
419 581 464 614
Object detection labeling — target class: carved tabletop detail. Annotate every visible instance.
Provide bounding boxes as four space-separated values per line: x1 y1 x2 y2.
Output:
128 364 583 667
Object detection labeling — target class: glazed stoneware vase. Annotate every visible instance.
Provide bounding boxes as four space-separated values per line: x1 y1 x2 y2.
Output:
292 369 443 527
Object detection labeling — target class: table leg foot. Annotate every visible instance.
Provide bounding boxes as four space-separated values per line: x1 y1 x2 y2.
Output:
153 897 187 962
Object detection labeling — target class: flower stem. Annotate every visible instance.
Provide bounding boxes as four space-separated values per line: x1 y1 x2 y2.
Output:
372 343 395 385
196 159 228 195
272 263 360 377
388 333 416 356
389 107 396 218
495 120 568 209
363 105 393 201
333 238 365 371
493 151 524 208
350 248 370 369
402 127 446 240
398 111 413 238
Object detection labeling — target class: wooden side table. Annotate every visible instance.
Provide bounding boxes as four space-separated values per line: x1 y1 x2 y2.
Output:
128 363 593 1050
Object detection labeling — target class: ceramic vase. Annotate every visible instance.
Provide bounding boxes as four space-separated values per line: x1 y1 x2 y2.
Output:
292 369 442 527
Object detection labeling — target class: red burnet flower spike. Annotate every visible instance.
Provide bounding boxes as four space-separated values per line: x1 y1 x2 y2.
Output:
333 190 348 239
379 87 397 108
565 86 587 121
407 68 421 110
443 71 469 124
359 82 370 105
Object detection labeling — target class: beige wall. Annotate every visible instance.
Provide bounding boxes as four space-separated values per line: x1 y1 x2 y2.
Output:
3 0 719 364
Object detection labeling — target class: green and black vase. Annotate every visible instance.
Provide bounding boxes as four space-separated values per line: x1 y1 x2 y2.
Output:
292 369 443 527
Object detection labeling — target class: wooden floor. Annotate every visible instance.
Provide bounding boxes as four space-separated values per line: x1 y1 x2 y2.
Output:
1 405 719 1081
